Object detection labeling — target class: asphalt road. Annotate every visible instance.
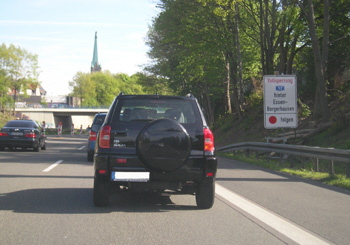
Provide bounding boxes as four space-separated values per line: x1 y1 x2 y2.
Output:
0 135 349 245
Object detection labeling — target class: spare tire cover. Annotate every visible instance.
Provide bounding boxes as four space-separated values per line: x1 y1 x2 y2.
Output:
136 118 191 172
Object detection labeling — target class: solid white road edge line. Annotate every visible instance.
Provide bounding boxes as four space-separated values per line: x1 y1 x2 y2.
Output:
215 184 333 245
42 160 63 172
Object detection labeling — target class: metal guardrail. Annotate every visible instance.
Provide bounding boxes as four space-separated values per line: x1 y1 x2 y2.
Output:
217 142 350 177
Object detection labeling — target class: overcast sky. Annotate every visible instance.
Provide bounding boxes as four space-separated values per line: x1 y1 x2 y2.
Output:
0 0 159 96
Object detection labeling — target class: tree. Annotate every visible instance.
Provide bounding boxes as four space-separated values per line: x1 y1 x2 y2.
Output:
146 0 350 125
0 43 40 112
147 0 243 122
91 72 118 105
69 72 97 107
69 71 146 107
132 72 174 95
297 0 330 121
0 69 10 111
320 0 350 94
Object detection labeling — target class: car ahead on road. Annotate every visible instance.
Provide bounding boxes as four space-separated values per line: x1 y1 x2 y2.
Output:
93 93 217 209
0 119 47 152
87 113 107 161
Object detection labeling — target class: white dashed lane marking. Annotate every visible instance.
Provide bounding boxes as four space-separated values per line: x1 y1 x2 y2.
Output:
42 160 63 172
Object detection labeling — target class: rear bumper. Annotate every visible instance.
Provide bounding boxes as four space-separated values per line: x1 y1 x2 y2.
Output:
94 153 217 183
0 138 39 148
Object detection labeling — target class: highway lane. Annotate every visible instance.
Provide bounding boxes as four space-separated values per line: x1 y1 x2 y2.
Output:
0 136 349 244
216 157 350 245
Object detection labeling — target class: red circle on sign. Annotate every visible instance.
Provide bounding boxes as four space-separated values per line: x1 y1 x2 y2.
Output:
269 116 277 124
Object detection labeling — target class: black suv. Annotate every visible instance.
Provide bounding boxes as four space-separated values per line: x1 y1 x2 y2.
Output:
93 93 217 209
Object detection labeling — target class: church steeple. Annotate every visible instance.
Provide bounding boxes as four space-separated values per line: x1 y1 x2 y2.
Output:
91 31 101 73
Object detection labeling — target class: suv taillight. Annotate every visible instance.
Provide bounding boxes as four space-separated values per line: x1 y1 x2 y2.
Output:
89 131 97 141
99 125 111 148
203 128 214 152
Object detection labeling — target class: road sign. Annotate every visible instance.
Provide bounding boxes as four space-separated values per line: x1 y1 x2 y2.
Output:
264 75 298 128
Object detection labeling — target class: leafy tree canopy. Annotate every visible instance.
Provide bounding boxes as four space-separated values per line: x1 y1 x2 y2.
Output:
69 71 147 107
0 43 40 110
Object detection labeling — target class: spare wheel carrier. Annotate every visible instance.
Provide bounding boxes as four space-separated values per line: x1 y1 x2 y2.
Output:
136 118 191 172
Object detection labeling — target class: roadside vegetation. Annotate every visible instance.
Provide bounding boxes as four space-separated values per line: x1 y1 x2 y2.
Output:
218 151 350 191
0 112 14 128
214 102 350 191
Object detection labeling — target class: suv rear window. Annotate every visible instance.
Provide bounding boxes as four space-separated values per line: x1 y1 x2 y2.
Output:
94 115 106 125
112 98 199 124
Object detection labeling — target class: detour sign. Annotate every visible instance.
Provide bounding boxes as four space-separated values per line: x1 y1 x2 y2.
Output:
264 75 298 129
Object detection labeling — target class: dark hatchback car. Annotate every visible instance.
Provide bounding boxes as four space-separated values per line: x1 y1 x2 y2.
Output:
93 93 217 209
0 120 46 151
87 113 107 161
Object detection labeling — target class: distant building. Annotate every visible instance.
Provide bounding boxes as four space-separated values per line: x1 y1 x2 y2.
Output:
12 84 47 108
44 96 81 108
9 84 46 97
91 31 102 73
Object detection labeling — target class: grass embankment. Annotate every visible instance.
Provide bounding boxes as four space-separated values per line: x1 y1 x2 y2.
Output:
218 152 350 191
214 107 350 192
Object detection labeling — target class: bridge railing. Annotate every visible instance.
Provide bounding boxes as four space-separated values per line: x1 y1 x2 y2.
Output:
217 142 350 178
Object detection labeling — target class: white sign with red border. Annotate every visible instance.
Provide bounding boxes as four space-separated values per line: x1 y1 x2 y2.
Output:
264 75 298 129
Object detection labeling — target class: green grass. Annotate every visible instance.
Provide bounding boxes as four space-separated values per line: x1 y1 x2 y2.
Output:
304 125 350 150
218 152 350 191
281 168 350 190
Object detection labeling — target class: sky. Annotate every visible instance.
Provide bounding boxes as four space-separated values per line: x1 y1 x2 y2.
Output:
0 0 160 96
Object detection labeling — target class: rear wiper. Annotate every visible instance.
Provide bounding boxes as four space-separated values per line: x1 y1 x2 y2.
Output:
130 119 154 122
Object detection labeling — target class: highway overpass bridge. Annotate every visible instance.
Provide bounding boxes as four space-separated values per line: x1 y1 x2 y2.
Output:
14 108 109 130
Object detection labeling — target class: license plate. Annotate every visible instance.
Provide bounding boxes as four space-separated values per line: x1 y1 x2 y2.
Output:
112 172 150 182
11 132 23 136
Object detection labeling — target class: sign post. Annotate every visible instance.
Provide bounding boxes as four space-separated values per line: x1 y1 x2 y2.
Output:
264 75 297 129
